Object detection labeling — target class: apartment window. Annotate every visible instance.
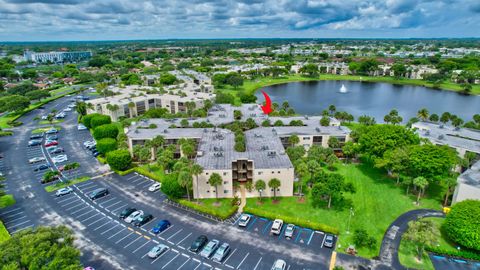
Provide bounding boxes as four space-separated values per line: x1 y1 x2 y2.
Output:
258 171 263 175
206 172 209 175
224 190 228 194
207 190 210 193
277 171 280 174
303 137 309 140
223 172 227 176
271 171 275 174
223 181 228 185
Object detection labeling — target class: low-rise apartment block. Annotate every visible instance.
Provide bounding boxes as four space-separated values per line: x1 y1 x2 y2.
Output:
125 104 351 199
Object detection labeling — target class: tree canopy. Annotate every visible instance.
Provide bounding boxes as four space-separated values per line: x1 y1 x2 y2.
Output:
443 200 480 251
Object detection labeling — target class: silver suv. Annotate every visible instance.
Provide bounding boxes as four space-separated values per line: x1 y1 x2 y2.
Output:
270 219 283 235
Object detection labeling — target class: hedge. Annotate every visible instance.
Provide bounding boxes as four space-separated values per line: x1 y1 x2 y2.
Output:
134 166 163 182
243 206 340 235
177 199 239 220
426 246 480 261
443 200 480 251
106 149 132 171
93 123 119 140
90 115 112 129
113 166 136 176
96 138 117 154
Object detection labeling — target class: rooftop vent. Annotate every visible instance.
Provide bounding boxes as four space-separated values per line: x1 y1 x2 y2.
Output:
425 131 430 136
438 135 444 140
267 151 277 157
197 151 203 157
439 124 444 129
261 145 269 151
213 152 223 157
163 129 168 134
304 115 309 120
315 127 321 132
455 127 460 131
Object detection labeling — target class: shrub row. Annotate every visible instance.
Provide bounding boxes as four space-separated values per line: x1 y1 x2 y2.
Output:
426 246 480 261
243 206 340 235
177 199 239 220
113 166 137 176
134 167 163 182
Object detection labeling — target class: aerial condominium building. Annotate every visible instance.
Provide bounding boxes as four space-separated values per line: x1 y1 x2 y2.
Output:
24 50 92 63
86 85 215 121
125 107 351 199
412 121 480 204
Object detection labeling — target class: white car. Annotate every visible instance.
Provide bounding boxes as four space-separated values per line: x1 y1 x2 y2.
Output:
63 107 72 112
200 239 219 258
55 187 73 197
125 210 143 223
41 115 48 120
270 219 284 235
52 155 68 163
238 214 251 227
77 124 87 131
83 141 95 147
284 224 295 238
29 156 46 164
148 183 161 192
147 244 168 259
271 259 286 270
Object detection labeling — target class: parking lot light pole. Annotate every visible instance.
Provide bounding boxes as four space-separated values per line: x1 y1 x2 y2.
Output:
346 207 354 234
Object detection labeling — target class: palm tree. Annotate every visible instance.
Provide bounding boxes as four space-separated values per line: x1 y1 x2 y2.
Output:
328 104 336 115
209 173 223 200
288 134 299 147
295 161 308 196
442 177 457 206
417 108 429 121
413 176 428 205
254 180 266 201
178 171 193 201
268 178 281 200
191 164 203 202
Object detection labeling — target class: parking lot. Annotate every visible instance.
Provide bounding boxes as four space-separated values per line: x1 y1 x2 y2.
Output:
0 206 35 234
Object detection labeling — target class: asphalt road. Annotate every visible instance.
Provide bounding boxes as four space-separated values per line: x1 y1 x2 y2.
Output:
0 94 335 270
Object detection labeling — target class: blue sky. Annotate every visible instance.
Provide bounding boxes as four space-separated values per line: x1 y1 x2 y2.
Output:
1 0 479 41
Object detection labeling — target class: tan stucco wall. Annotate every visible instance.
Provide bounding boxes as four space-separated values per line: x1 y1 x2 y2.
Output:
452 183 480 204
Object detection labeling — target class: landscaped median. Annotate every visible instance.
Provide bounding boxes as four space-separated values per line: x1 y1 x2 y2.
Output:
0 194 16 208
44 176 91 192
31 126 62 134
176 198 239 220
243 206 339 235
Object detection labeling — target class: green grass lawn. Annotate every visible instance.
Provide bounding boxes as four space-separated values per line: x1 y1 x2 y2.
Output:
178 198 238 220
38 119 64 125
44 176 91 192
135 164 165 182
0 195 16 208
31 125 62 134
398 239 435 270
398 217 458 270
0 221 9 243
245 163 443 258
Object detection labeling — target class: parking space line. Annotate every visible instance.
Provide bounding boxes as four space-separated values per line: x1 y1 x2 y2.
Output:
2 211 25 219
124 235 143 248
99 197 116 206
104 200 122 210
321 233 327 248
75 181 95 188
278 224 287 239
57 196 78 204
108 228 127 239
307 230 315 245
111 204 129 214
80 212 101 223
132 240 150 253
101 224 120 235
70 205 90 215
224 248 237 265
246 217 257 230
8 220 31 229
62 199 81 208
76 209 95 219
0 208 22 215
87 217 106 227
11 224 34 234
176 232 192 246
159 224 174 236
94 220 113 231
4 215 27 225
115 232 134 244
262 221 272 235
66 203 85 212
161 252 180 269
253 256 263 270
178 257 191 270
167 228 183 240
236 252 249 269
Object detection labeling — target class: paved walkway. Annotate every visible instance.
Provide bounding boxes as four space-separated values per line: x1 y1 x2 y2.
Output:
238 184 246 213
379 209 444 269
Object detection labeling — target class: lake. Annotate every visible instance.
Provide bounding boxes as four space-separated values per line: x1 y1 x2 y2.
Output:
256 80 480 122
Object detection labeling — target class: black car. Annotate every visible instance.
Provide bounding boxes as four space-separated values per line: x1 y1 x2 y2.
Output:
30 134 43 140
34 163 50 171
189 235 208 253
132 214 154 227
88 188 109 200
119 207 136 219
49 147 65 154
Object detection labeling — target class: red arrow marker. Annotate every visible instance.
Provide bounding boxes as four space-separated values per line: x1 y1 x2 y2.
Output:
260 90 273 115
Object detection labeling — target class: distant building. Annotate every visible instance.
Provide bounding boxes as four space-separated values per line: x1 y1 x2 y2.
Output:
24 50 92 63
452 160 480 204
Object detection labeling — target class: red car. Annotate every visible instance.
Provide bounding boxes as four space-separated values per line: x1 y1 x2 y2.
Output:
44 141 58 147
